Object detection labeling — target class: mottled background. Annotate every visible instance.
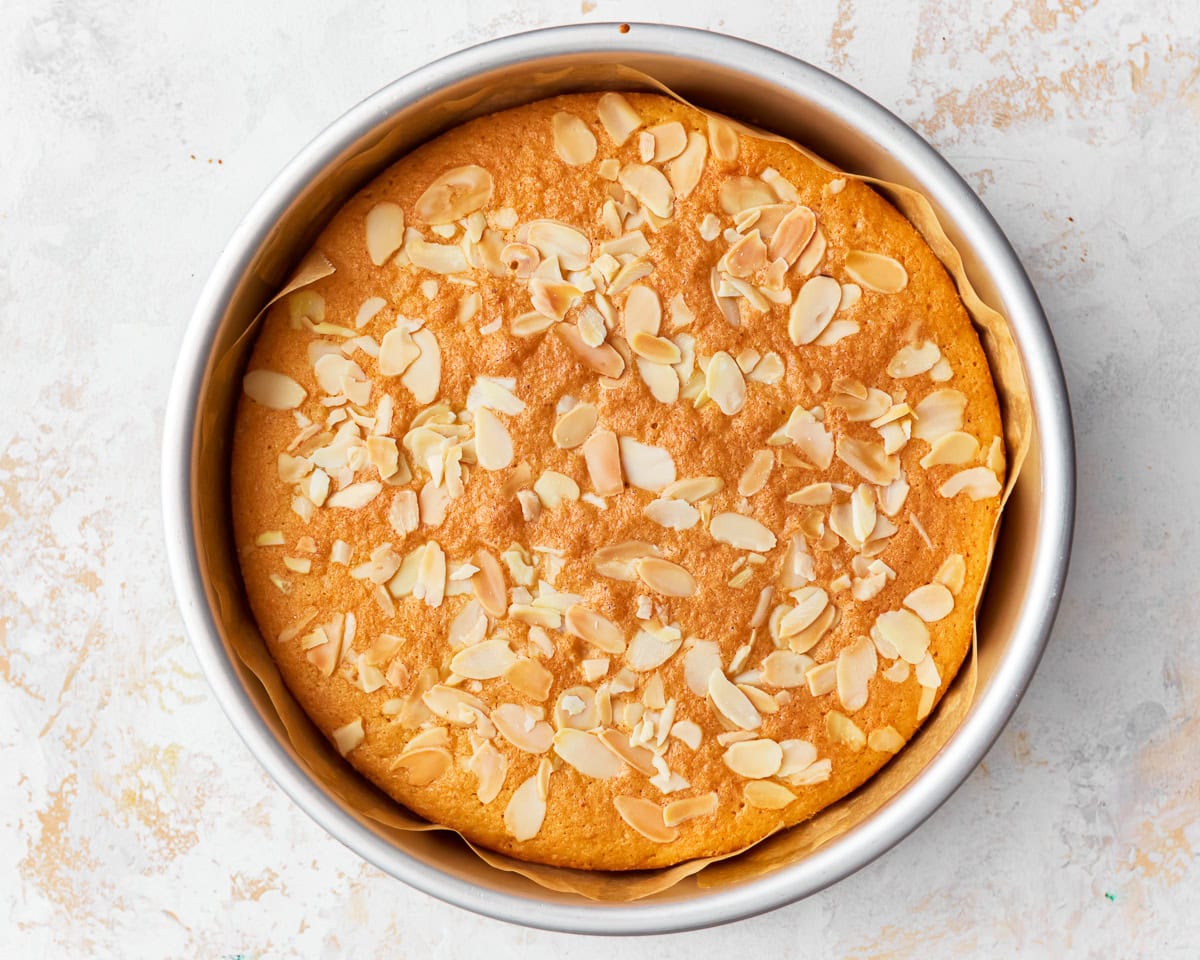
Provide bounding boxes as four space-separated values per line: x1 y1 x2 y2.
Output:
2 0 1197 955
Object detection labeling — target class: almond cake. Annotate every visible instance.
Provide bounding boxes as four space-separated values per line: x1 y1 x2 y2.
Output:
231 92 1006 870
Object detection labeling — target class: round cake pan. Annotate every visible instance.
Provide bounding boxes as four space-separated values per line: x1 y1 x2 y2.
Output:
162 22 1075 935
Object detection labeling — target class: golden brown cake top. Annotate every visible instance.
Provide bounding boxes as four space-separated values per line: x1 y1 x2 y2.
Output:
231 92 1005 870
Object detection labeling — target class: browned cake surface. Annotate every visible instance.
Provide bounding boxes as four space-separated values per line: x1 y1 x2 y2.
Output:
230 92 1005 870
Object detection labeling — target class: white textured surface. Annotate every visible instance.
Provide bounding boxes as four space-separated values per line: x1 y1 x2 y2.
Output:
2 0 1198 955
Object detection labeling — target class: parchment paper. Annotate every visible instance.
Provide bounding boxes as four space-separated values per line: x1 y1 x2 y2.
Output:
204 67 1031 902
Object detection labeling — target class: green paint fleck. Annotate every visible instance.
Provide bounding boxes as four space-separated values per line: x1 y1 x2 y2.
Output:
1104 892 1116 902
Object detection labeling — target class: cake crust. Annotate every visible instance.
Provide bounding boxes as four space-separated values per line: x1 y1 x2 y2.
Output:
231 92 1005 870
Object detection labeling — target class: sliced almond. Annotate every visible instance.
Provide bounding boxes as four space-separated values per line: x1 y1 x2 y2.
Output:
450 638 517 680
664 793 718 826
887 340 941 378
331 718 364 756
904 583 954 622
327 480 382 510
619 163 674 218
868 726 905 753
825 710 866 751
934 554 967 595
551 111 598 165
779 586 829 638
836 635 877 712
401 328 440 405
706 350 746 415
597 92 642 145
912 389 967 442
598 729 656 775
527 220 591 271
638 358 681 403
534 469 580 508
378 327 420 377
364 202 406 266
920 431 979 468
553 728 626 779
646 120 687 161
661 475 724 503
634 557 697 598
504 773 546 840
668 132 708 198
710 512 777 552
474 408 514 470
873 609 930 664
738 450 774 497
707 115 739 162
787 602 837 655
407 234 470 274
618 436 676 491
582 429 624 496
723 738 783 778
470 549 506 617
805 660 836 696
565 605 626 654
630 331 682 365
743 780 796 810
762 650 813 688
788 275 841 345
392 746 451 785
708 669 761 730
243 370 306 409
553 403 598 449
725 230 768 277
468 740 508 803
555 322 625 379
845 250 908 293
643 497 700 530
787 412 835 469
836 436 899 485
787 482 832 506
414 165 493 225
623 283 661 339
939 467 1002 500
614 795 677 843
768 206 817 265
492 703 554 754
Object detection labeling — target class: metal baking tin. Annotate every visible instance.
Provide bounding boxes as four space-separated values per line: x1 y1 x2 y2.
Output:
162 22 1075 935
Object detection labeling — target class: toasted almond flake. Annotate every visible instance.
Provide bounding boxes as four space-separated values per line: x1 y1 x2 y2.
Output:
463 550 504 619
874 609 930 664
613 795 677 843
795 225 827 276
723 738 783 778
662 792 717 826
412 540 447 608
779 586 829 638
618 163 674 218
930 356 954 381
904 583 955 622
668 131 708 199
467 741 508 804
743 780 797 810
882 659 910 683
391 746 451 786
939 466 1002 500
551 111 598 165
533 470 580 509
473 408 513 471
331 718 364 756
596 92 642 145
592 541 660 583
787 601 837 655
915 652 942 690
288 289 325 327
737 450 774 497
678 640 721 698
725 229 768 278
710 512 777 552
887 340 941 378
634 358 678 403
644 120 686 162
658 477 721 505
365 202 406 265
564 605 625 655
912 389 967 441
547 404 596 451
609 257 654 295
450 638 517 680
836 635 878 713
553 729 626 779
787 482 833 506
243 370 306 410
987 435 1005 474
527 220 592 271
708 669 761 730
825 710 866 751
414 164 493 224
934 554 967 595
635 557 697 598
399 328 440 404
504 773 547 840
326 480 381 510
643 497 700 531
510 311 555 338
707 115 739 162
762 650 813 688
595 729 654 776
378 327 419 377
447 600 487 649
618 436 676 491
788 275 841 345
629 331 681 367
768 206 818 265
868 726 905 753
804 660 836 696
492 703 554 754
705 350 746 415
555 321 626 379
836 436 899 485
845 250 908 293
699 213 722 241
622 283 661 337
575 429 622 496
501 240 540 278
407 234 470 274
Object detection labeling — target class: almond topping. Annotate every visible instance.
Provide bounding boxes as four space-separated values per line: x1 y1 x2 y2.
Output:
534 469 580 508
378 327 420 376
904 583 955 622
492 703 554 753
504 772 547 840
613 795 678 843
583 429 624 496
551 111 598 165
565 604 626 654
887 340 941 378
468 740 508 803
618 436 676 491
635 557 697 598
450 638 517 680
664 793 718 826
705 350 746 415
243 370 306 409
710 512 777 552
912 389 967 441
788 275 841 345
722 738 783 778
364 202 406 265
391 747 452 786
825 710 866 751
762 650 813 688
598 729 657 775
707 115 739 162
638 359 680 403
920 431 979 468
327 480 382 510
668 132 708 198
597 92 642 145
331 718 364 756
836 635 878 712
708 669 761 730
647 121 687 161
401 328 440 404
474 408 514 470
618 163 674 218
938 466 1002 500
470 549 506 617
868 726 905 753
553 729 626 779
414 165 493 224
845 250 908 293
552 403 598 449
555 322 626 379
768 206 817 265
836 436 899 485
873 609 930 664
527 220 592 271
643 498 700 530
934 554 967 595
743 780 797 810
738 450 774 497
661 475 724 502
630 331 682 365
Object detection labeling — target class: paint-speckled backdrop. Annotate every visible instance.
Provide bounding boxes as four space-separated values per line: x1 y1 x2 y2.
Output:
2 0 1197 955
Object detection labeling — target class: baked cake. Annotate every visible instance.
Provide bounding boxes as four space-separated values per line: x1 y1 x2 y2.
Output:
231 92 1005 870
